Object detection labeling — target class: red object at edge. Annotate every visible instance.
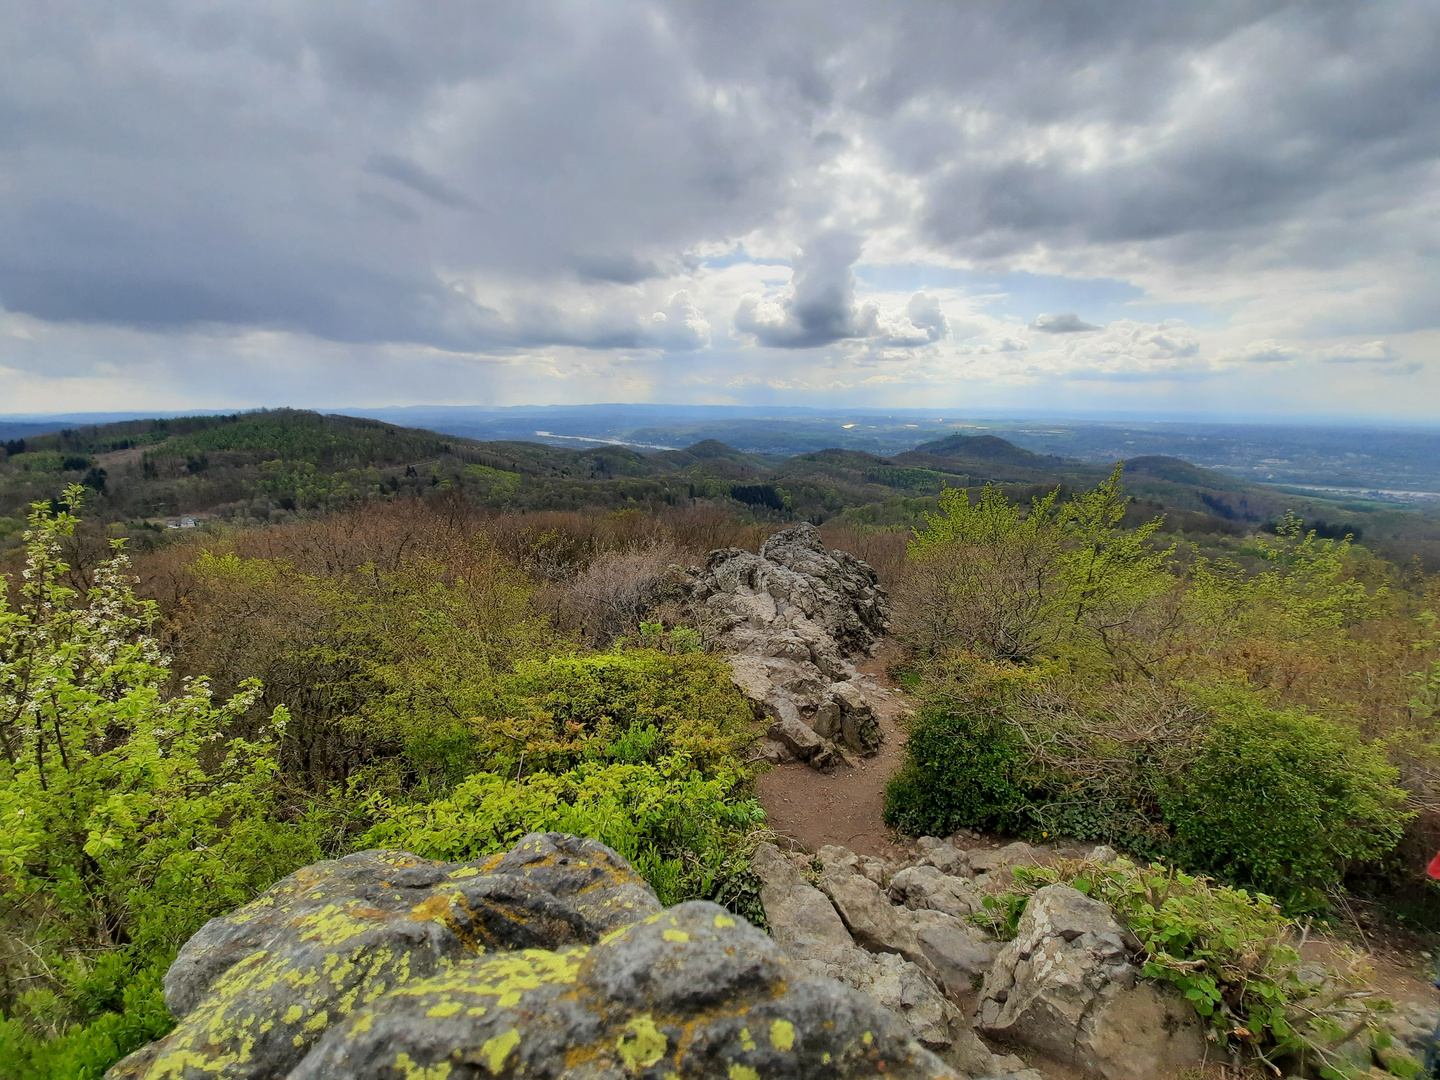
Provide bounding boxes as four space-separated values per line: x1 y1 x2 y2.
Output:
1428 851 1440 880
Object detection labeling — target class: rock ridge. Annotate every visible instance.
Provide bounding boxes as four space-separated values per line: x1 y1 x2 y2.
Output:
682 522 890 767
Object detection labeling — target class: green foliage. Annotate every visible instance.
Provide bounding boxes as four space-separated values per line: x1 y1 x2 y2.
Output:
0 490 325 1075
890 472 1424 909
899 467 1173 674
362 757 766 910
882 661 1030 837
183 542 554 794
988 858 1411 1077
155 409 449 466
484 650 756 778
1163 687 1411 906
0 959 171 1080
638 621 703 654
890 652 1410 905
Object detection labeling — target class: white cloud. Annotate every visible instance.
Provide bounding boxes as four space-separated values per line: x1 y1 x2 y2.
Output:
2 2 1439 417
1216 340 1302 364
1027 319 1205 380
1315 340 1396 364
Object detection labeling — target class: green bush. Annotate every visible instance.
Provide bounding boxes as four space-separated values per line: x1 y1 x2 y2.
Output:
886 653 1410 904
883 703 1027 838
491 649 757 776
0 960 172 1080
361 757 767 911
1163 687 1411 906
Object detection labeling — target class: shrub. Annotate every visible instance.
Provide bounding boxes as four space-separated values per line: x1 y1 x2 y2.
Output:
893 469 1173 676
361 757 767 911
1163 687 1412 906
887 654 1410 904
882 684 1029 837
483 648 757 777
554 543 682 646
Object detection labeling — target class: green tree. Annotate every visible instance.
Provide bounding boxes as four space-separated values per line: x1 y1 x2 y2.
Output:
895 467 1173 676
0 488 321 1077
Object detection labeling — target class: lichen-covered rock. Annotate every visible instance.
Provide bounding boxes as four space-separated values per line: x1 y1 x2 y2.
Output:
977 884 1206 1080
111 835 660 1080
108 835 962 1080
294 901 952 1080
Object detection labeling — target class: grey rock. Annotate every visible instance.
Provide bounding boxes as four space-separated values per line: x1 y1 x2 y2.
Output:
817 846 922 960
751 844 1006 1077
829 680 882 755
768 707 825 761
293 901 955 1080
920 842 972 878
750 843 857 964
977 884 1206 1080
812 697 843 740
815 844 893 888
728 653 832 711
758 522 891 654
113 835 660 1080
890 865 984 918
695 525 890 770
110 836 960 1080
756 736 797 764
912 910 1001 998
968 842 1042 874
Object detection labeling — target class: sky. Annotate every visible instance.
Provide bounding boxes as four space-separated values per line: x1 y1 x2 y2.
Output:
1 2 1438 420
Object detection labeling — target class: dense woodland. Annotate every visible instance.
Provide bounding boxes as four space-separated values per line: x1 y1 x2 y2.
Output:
2 411 1440 1076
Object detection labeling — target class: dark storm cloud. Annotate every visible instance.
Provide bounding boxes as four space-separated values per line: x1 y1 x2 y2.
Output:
0 0 1437 356
904 4 1440 263
735 232 866 348
573 255 665 285
364 154 477 210
734 233 950 349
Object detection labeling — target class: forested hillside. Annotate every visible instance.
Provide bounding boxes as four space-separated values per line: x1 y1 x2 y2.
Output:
4 409 1437 567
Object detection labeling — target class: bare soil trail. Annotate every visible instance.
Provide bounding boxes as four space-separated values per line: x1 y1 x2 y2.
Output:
756 643 913 861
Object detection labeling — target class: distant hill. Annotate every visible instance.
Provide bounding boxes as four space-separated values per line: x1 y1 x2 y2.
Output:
902 433 1045 465
1122 455 1244 489
4 408 1438 568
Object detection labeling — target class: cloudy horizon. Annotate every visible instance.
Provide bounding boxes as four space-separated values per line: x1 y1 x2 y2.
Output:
2 2 1438 419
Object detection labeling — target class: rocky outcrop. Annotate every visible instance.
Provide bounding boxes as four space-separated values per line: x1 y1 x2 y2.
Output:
108 834 964 1080
977 884 1207 1080
751 843 1040 1080
685 523 889 765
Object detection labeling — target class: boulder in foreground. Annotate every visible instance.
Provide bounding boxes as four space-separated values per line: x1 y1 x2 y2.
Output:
108 833 963 1080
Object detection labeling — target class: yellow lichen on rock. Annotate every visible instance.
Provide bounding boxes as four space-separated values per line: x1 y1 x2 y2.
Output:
480 1028 521 1073
616 1014 668 1069
769 1018 795 1051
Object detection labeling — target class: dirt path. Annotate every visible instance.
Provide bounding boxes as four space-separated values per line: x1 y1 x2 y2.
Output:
756 648 913 860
